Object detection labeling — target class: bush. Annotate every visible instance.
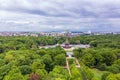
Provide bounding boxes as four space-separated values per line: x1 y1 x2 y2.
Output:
19 65 32 75
68 59 75 65
101 72 111 80
106 64 120 73
97 63 107 71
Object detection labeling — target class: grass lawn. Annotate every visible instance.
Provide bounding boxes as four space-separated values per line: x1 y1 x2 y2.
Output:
91 68 108 80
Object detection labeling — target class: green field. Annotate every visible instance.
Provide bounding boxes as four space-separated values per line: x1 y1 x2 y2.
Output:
91 68 109 80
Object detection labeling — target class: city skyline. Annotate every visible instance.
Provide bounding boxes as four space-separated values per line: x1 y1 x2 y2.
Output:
0 0 120 32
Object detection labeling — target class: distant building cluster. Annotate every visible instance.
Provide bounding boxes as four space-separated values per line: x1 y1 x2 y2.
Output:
0 31 119 37
93 32 120 35
0 32 38 37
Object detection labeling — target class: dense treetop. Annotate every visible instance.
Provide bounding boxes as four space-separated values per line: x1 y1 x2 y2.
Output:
0 34 120 80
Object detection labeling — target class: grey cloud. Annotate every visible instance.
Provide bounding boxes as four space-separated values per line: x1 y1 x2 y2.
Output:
0 0 120 31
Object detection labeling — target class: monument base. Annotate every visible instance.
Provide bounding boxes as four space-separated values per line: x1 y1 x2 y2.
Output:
63 43 71 49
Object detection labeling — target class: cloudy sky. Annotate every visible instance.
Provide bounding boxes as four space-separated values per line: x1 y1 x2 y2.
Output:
0 0 120 32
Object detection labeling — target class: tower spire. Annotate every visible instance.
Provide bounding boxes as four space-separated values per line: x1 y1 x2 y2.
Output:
64 30 70 48
65 30 69 44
